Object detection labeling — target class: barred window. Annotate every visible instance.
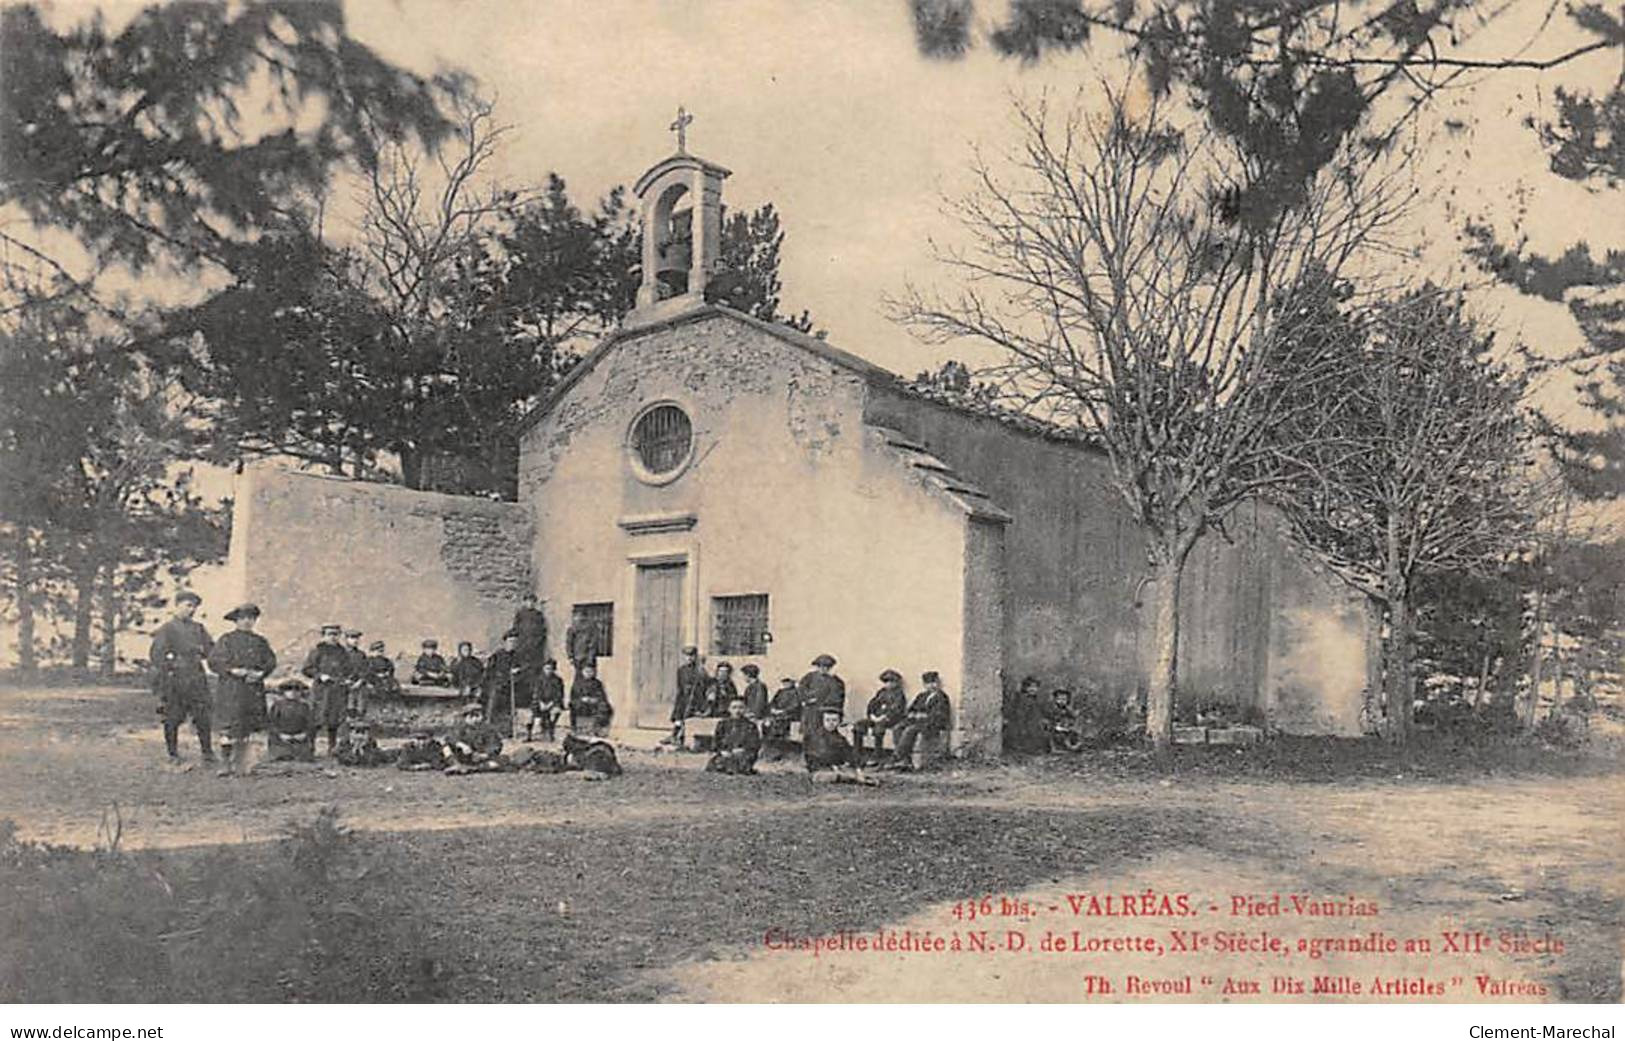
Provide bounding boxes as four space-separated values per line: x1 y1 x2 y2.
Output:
712 594 769 656
571 602 614 658
632 404 692 476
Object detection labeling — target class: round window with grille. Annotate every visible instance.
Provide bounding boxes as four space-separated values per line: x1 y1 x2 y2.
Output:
630 403 693 481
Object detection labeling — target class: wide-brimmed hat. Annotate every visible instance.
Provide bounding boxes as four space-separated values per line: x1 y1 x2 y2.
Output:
174 591 202 606
812 654 836 668
879 669 902 682
223 603 261 622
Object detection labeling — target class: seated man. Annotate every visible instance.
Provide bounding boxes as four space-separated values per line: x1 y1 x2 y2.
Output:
708 661 739 718
442 703 505 774
741 663 769 722
265 679 316 763
764 675 802 744
450 641 484 701
706 695 762 775
1042 688 1084 752
361 641 400 710
852 669 908 764
568 661 613 736
561 733 622 779
804 708 876 786
411 639 453 686
891 671 952 771
395 729 445 771
335 719 394 767
532 658 566 742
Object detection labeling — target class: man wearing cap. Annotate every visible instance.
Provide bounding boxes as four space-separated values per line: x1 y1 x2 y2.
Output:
564 615 599 678
363 639 399 707
512 592 548 682
265 679 316 762
483 630 528 736
207 603 277 776
667 645 710 744
797 654 847 738
568 661 613 736
891 671 953 771
706 695 762 775
764 676 802 748
443 703 505 773
533 658 566 742
852 669 909 764
740 664 769 723
148 591 216 765
411 639 452 686
302 623 355 757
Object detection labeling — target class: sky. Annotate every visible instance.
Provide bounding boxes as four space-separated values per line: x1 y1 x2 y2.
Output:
321 0 1622 394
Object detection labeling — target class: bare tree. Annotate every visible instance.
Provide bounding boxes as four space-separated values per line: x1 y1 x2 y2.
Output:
353 95 526 487
1266 288 1540 741
897 85 1406 750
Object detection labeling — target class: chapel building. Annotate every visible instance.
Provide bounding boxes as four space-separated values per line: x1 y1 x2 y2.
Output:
513 145 1373 753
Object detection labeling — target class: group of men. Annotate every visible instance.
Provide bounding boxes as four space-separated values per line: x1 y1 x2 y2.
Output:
148 593 278 776
672 648 954 782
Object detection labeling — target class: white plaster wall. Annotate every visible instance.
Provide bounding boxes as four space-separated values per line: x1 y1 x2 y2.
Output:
228 464 533 672
520 313 983 743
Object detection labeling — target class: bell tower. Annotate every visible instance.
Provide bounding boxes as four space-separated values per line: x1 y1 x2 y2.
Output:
631 107 731 321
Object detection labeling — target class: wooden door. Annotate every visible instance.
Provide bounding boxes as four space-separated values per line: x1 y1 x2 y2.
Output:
633 562 686 727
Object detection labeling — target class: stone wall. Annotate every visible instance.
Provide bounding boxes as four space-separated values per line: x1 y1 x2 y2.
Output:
222 465 533 674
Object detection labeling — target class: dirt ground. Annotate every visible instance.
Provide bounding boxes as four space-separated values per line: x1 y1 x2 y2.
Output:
1 683 1620 1003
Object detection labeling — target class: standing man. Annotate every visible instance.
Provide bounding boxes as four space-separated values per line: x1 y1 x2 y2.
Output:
564 614 599 680
668 645 710 745
740 664 770 723
207 603 277 777
891 671 953 771
852 669 908 764
483 630 527 737
302 623 354 757
148 591 215 766
797 654 847 738
512 592 548 696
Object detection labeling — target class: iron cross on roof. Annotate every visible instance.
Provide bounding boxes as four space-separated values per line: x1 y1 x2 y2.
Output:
670 105 693 153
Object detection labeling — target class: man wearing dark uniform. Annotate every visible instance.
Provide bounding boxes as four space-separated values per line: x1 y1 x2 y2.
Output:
568 661 613 736
483 631 527 737
533 658 566 742
891 671 953 771
451 641 484 701
411 639 452 686
336 719 393 767
148 591 215 765
511 593 548 706
668 646 710 744
301 624 354 757
443 703 505 773
804 708 876 785
852 669 908 764
564 617 599 677
797 654 847 737
207 603 276 777
765 676 802 745
741 664 769 722
706 695 762 775
395 729 444 771
363 640 399 706
265 680 316 762
708 661 739 718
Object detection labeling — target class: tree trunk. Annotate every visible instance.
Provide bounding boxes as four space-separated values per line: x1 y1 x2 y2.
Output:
1144 547 1192 754
399 445 423 490
96 561 117 676
1474 651 1492 710
1526 569 1546 728
13 526 37 672
70 557 96 670
1383 514 1413 743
